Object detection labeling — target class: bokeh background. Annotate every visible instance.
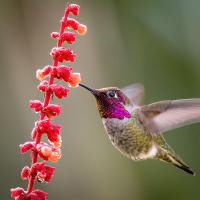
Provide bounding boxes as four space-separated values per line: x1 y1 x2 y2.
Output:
1 0 200 199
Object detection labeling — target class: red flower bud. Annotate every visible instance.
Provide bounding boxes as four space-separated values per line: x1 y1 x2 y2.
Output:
31 162 55 183
50 47 76 62
24 190 47 200
29 190 47 200
51 31 76 45
36 65 52 81
34 120 61 143
67 4 80 16
10 187 25 199
37 80 49 93
30 102 61 119
65 17 79 30
31 162 45 172
50 84 69 99
52 65 72 82
40 165 55 182
11 188 47 200
19 142 34 154
30 100 43 112
59 31 76 44
51 32 59 39
42 104 61 118
46 124 61 143
21 166 30 180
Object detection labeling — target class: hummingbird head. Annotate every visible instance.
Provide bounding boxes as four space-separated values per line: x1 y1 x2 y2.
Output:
79 83 132 120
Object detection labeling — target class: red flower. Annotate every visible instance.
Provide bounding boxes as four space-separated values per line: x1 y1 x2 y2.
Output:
37 80 49 92
21 166 30 180
36 65 52 81
30 101 61 117
50 47 76 62
48 148 62 163
42 104 61 118
62 17 87 35
77 24 87 36
46 122 61 142
36 143 62 162
52 65 72 82
68 73 81 88
64 17 79 31
67 4 80 16
51 31 76 44
50 135 62 148
40 146 52 158
51 32 59 39
36 144 52 160
60 31 76 44
50 84 69 99
30 162 55 183
29 100 43 112
32 120 61 143
20 142 34 154
11 187 47 200
38 81 69 99
11 187 25 199
28 190 47 200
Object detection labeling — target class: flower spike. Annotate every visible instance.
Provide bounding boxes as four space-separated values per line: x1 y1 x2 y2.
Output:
11 3 87 199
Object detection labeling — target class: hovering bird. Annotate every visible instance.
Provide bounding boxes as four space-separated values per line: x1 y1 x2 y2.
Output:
79 83 200 175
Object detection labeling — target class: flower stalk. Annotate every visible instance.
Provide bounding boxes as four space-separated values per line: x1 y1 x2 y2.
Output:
11 3 87 200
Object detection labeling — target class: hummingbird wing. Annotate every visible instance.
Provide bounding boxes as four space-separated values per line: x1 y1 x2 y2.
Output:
122 83 144 105
139 99 200 134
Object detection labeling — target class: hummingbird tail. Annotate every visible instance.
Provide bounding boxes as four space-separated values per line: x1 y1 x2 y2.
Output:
157 148 195 176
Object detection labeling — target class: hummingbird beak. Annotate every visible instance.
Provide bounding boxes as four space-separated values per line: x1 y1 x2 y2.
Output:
79 83 100 96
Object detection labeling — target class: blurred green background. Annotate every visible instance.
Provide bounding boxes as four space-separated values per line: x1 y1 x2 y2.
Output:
1 0 200 199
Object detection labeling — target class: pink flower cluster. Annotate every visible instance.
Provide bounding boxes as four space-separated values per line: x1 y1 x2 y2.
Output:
11 3 87 200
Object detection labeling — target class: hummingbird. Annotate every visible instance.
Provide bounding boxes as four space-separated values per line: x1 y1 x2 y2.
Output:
79 83 200 175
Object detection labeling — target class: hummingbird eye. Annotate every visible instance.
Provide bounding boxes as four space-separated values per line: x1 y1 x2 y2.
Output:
107 91 118 98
